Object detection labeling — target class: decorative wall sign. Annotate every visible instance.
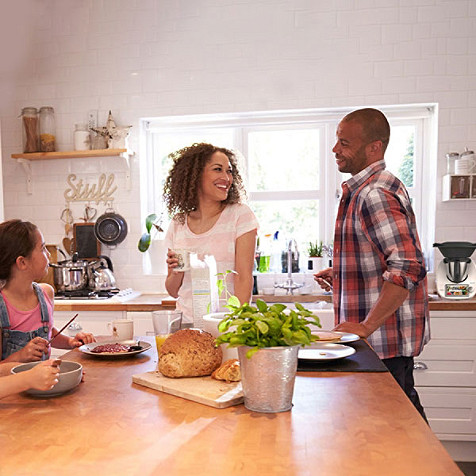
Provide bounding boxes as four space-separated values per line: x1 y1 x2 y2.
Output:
64 173 117 204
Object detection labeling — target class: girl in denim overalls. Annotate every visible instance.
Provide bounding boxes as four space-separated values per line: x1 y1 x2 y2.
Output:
0 220 95 363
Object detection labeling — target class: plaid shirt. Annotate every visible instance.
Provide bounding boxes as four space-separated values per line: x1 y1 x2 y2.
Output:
333 160 430 359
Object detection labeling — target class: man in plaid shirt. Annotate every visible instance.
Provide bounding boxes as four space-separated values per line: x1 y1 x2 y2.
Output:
315 108 430 420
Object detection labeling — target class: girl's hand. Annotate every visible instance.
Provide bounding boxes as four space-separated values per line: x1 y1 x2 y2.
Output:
27 360 60 390
19 337 49 362
69 332 96 347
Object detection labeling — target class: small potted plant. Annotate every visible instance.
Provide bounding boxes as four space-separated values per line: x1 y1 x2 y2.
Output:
138 213 166 274
212 271 321 413
307 240 324 273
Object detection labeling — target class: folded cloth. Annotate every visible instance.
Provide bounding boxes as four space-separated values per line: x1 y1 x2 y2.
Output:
297 339 388 372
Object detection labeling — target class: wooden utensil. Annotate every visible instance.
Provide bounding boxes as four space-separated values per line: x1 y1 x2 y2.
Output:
49 313 79 344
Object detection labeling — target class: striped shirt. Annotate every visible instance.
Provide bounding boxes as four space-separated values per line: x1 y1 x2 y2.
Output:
333 160 430 359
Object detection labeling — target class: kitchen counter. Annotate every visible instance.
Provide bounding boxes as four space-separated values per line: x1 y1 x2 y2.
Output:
53 293 476 312
0 339 460 475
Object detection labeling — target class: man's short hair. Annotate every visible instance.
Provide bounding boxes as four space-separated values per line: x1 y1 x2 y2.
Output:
343 108 390 153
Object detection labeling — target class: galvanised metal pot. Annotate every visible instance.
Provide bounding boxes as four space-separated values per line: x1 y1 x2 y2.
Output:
50 253 90 292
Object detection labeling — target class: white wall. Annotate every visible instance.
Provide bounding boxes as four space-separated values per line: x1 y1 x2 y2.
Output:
1 0 475 293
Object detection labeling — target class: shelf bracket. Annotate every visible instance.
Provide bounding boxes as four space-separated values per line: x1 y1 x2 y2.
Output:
17 158 32 194
120 151 134 190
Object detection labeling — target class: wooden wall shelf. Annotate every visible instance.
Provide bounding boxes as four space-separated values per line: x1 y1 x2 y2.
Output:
11 148 132 193
11 148 127 160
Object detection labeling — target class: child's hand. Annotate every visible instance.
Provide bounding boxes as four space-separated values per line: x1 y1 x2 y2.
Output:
27 360 60 391
68 332 96 347
19 337 49 362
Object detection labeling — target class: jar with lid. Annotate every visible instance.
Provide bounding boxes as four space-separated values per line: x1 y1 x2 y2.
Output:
446 152 459 174
74 123 90 151
20 107 39 153
39 106 56 152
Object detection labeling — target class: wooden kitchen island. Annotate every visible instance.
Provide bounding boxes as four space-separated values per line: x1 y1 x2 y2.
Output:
0 341 461 475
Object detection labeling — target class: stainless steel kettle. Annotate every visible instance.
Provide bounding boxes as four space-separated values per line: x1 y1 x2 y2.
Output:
88 255 116 291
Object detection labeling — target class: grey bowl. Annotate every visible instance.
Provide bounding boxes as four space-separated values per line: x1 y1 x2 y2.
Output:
11 360 82 397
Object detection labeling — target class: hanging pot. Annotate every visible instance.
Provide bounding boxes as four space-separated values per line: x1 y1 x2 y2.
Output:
94 212 128 246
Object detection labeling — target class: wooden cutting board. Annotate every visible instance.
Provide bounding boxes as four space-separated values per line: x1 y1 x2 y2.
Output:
132 371 243 408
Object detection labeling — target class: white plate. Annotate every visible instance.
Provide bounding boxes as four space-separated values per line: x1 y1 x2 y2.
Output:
311 331 360 345
79 340 152 357
299 343 356 361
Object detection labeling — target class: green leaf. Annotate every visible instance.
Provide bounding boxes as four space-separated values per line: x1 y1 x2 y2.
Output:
138 233 151 252
227 295 241 308
255 320 269 334
145 214 157 234
256 299 268 313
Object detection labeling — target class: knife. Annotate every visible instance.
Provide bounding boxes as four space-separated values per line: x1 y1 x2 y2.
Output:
48 313 79 344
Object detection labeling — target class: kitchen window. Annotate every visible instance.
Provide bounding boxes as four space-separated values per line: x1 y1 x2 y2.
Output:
141 104 437 272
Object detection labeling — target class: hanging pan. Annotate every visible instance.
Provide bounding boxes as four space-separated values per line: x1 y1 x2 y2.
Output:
94 212 128 246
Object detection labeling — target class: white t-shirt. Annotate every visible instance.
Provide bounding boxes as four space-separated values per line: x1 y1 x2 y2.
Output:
164 203 259 321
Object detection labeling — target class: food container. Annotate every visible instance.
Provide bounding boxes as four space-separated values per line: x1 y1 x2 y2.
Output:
11 361 82 397
39 106 56 152
21 107 39 153
74 123 90 151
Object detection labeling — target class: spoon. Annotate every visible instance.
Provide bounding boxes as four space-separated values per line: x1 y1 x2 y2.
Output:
128 340 143 351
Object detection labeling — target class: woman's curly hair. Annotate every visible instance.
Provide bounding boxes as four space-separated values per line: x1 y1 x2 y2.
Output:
163 143 246 223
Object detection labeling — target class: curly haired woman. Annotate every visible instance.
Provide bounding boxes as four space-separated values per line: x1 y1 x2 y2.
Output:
163 143 258 323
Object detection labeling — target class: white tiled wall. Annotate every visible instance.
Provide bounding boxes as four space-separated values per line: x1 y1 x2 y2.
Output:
1 0 475 293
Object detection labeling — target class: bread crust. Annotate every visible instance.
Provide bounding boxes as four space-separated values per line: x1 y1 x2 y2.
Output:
158 329 223 378
211 359 241 382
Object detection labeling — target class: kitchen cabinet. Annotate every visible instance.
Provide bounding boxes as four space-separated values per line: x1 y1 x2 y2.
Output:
414 310 476 460
442 173 476 201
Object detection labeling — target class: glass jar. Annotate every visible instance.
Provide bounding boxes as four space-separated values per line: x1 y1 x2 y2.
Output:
39 106 56 152
446 152 459 174
21 107 39 153
74 123 90 151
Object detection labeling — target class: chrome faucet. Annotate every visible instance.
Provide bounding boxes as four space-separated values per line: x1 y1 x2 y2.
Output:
274 239 303 295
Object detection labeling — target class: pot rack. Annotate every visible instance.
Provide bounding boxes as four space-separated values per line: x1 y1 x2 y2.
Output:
11 148 133 194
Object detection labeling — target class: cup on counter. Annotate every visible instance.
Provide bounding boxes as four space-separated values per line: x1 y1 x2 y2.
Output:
107 319 134 341
172 249 191 272
151 310 183 353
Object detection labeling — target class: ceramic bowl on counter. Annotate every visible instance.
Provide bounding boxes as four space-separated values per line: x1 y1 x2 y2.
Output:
11 360 82 397
203 312 238 362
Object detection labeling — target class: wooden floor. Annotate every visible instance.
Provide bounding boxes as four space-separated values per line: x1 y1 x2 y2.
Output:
457 461 476 476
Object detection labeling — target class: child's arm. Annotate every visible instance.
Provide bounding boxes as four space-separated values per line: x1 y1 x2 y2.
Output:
50 329 96 349
1 337 49 363
0 360 59 399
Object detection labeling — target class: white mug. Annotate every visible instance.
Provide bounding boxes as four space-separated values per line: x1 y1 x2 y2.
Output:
455 155 475 174
173 249 191 272
108 319 134 341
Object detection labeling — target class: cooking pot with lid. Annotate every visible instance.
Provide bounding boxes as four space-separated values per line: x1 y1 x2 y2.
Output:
50 252 90 292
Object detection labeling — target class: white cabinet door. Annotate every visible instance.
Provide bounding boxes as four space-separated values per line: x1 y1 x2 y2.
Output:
419 387 476 437
54 310 126 337
127 311 154 336
414 339 476 387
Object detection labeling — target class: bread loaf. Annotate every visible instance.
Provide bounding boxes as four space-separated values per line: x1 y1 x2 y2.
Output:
211 359 241 382
158 329 223 378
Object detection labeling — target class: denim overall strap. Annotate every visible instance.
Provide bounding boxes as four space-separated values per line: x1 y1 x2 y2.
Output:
0 292 12 359
32 282 50 324
0 285 50 360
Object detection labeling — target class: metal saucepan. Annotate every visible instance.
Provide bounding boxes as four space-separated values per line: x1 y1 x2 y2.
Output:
94 212 128 246
50 252 91 292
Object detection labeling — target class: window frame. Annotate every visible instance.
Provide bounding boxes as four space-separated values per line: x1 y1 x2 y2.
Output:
141 103 437 272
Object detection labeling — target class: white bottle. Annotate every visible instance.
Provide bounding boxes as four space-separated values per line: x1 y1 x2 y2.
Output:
74 123 91 151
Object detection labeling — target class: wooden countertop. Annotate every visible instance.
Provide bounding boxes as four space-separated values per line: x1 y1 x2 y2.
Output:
0 340 460 475
53 293 476 312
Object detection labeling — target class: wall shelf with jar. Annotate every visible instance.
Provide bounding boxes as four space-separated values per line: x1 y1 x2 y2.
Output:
442 174 476 201
11 149 133 193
